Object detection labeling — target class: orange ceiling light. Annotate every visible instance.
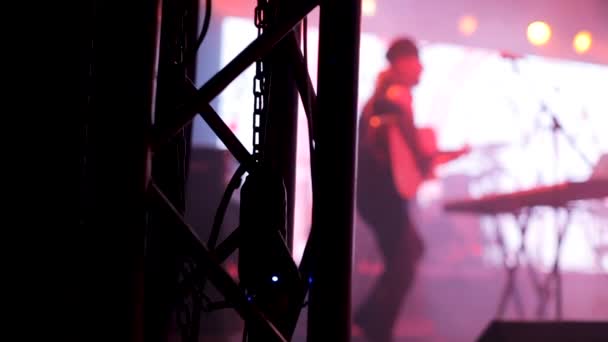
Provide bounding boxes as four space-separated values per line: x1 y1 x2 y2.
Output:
573 31 592 54
527 21 552 46
458 15 478 36
362 0 376 17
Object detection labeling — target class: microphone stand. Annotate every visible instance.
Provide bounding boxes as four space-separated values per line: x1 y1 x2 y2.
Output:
504 53 592 173
506 56 545 184
533 98 595 320
540 101 594 179
546 107 594 169
505 55 593 320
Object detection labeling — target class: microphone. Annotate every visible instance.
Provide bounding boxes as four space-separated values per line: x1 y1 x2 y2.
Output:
500 50 523 60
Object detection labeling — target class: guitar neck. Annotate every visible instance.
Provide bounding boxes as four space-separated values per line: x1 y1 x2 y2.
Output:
432 150 467 166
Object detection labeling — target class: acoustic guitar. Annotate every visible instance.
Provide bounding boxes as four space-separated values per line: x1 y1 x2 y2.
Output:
386 124 469 199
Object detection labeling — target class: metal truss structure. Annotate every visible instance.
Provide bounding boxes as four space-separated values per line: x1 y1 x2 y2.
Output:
82 0 361 340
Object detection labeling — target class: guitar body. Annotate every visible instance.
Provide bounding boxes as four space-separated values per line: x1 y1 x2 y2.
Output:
387 126 427 199
388 125 467 199
363 82 469 200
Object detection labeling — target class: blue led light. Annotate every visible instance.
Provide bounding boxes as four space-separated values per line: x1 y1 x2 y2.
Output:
271 275 279 283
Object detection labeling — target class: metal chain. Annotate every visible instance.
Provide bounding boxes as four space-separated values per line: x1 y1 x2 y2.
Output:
252 0 273 163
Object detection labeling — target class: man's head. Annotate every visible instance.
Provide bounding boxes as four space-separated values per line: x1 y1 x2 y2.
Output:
386 37 423 86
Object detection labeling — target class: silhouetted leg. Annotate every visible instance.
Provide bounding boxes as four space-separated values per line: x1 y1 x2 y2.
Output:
355 201 422 342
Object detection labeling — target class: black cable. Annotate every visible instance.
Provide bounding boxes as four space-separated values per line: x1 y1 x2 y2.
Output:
299 18 316 184
303 17 316 224
180 164 246 325
303 17 308 68
294 16 317 290
208 163 247 249
185 0 212 66
195 0 212 53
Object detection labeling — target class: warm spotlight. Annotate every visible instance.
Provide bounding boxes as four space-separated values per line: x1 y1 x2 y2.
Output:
459 15 478 36
362 0 376 17
527 21 552 46
573 31 592 54
369 116 381 128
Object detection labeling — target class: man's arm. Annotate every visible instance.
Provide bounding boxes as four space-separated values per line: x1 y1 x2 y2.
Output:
385 85 430 175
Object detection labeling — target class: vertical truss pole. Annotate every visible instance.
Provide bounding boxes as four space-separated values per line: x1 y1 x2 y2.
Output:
86 0 161 340
257 4 303 339
265 0 301 252
307 0 361 341
144 0 198 341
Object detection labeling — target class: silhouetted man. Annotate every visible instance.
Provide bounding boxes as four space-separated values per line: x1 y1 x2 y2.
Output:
355 37 428 342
